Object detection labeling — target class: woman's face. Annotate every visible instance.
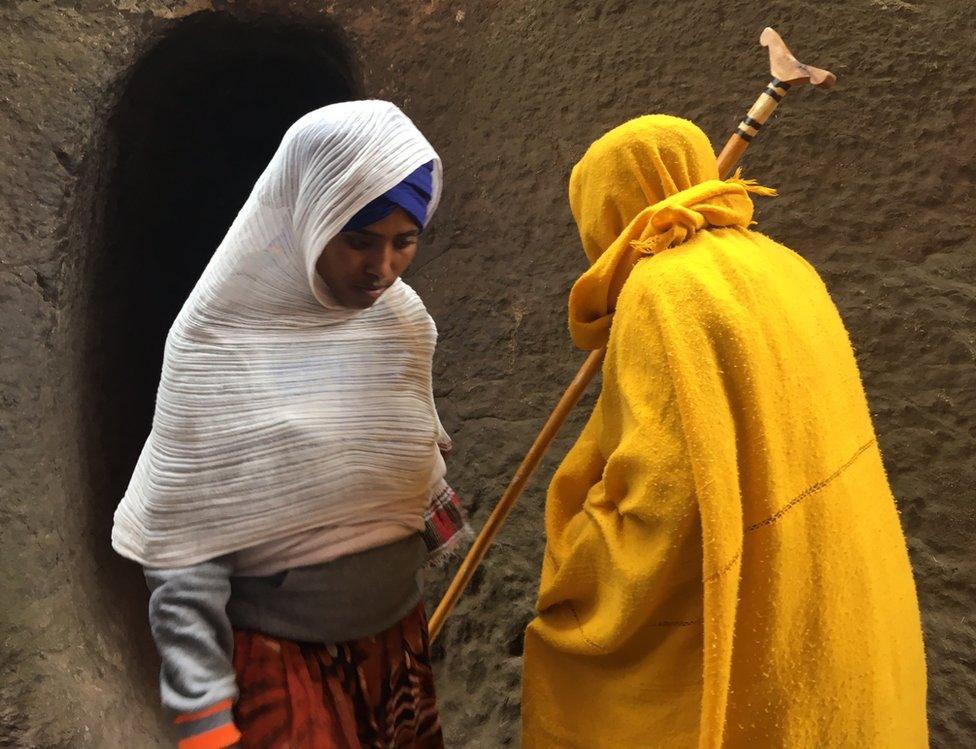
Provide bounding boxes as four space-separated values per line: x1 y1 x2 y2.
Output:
316 208 420 309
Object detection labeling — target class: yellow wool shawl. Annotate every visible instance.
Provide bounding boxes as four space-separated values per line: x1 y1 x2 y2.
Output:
521 115 927 748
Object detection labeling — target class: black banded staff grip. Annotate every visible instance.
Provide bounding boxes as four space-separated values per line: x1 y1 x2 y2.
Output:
716 78 792 177
736 78 792 142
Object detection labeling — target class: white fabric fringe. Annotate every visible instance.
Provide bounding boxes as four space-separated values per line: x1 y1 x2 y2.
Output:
112 101 447 568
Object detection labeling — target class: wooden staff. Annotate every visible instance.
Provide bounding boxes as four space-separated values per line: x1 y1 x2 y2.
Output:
429 27 836 643
717 28 836 177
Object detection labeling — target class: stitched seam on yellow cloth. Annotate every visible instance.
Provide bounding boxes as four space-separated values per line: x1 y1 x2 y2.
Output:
703 438 876 584
561 438 877 649
743 439 875 533
646 617 704 627
563 602 607 651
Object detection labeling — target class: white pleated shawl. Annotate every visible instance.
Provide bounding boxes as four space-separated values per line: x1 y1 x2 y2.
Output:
112 100 448 568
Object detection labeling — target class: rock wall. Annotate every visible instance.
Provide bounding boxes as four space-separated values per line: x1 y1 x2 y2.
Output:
1 1 973 746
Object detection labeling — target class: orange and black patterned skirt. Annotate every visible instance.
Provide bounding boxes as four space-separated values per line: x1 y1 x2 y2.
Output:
232 603 444 748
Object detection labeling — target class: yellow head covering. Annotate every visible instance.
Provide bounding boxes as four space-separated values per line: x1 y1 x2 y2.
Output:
567 115 775 349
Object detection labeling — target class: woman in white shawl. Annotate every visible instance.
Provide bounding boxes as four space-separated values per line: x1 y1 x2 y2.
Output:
112 101 466 749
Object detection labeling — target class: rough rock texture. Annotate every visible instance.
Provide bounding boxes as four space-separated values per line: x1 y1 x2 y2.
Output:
1 1 973 747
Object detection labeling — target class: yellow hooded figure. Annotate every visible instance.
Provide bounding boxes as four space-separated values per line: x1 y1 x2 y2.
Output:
521 115 927 748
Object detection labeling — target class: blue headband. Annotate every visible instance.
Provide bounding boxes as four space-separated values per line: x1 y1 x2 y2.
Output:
343 161 434 233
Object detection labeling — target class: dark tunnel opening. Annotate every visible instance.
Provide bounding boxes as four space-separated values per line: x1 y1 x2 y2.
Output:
79 10 363 702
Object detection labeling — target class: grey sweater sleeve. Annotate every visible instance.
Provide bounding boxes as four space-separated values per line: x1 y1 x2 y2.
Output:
144 556 239 720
